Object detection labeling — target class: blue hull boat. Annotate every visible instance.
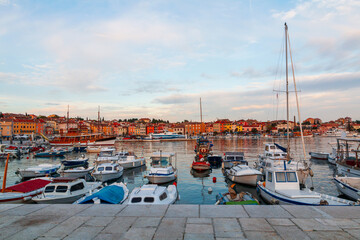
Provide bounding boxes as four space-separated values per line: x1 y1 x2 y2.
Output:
35 151 66 158
76 182 129 204
61 158 89 167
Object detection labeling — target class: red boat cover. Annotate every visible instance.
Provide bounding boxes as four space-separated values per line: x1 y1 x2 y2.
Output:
3 179 52 193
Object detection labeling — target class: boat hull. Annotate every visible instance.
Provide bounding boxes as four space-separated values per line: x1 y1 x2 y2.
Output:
336 162 360 177
334 177 360 201
227 174 261 187
118 159 145 169
309 152 329 160
33 194 85 204
191 161 211 171
92 171 123 182
146 172 177 184
58 168 94 178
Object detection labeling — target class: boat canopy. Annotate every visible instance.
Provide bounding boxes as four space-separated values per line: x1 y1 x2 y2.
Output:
2 179 51 193
78 185 125 204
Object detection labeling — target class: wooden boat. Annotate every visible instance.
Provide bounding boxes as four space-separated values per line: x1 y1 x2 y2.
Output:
309 152 329 160
334 176 360 201
92 162 123 182
335 138 360 177
58 166 94 178
16 164 61 179
215 192 259 205
32 178 102 204
226 164 262 186
75 182 129 204
0 178 52 203
124 184 178 204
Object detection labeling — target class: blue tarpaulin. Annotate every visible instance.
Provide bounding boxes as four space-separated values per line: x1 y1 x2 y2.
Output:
274 143 287 153
78 185 125 204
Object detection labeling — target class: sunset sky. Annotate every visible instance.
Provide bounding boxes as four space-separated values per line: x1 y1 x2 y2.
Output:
1 0 359 122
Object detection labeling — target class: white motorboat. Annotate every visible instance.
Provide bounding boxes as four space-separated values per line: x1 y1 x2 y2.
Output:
124 184 178 204
117 151 146 169
257 143 311 187
0 178 52 203
222 152 246 169
95 147 119 163
16 164 61 179
92 162 124 182
334 176 360 201
58 166 94 178
309 152 329 160
145 152 177 184
75 182 129 204
226 164 262 186
32 178 102 204
257 162 358 206
149 131 185 140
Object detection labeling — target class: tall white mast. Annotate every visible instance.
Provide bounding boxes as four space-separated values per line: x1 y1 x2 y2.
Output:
285 22 290 162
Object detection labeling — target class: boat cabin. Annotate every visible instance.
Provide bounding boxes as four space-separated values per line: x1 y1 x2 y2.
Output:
95 163 121 173
43 178 86 196
128 184 174 204
224 152 245 162
264 144 287 159
264 167 299 192
337 138 360 167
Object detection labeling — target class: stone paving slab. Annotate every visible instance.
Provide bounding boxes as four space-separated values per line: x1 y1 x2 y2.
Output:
244 205 293 218
344 229 360 239
29 204 90 216
154 217 186 240
1 204 49 216
0 204 21 213
121 227 156 240
185 223 214 234
315 206 360 218
266 218 294 226
273 225 310 240
281 205 329 218
187 217 212 224
119 204 168 217
42 216 91 239
77 204 126 216
184 233 215 240
101 216 137 234
239 218 274 231
63 226 104 240
306 230 356 240
200 205 248 218
166 204 199 218
213 218 244 239
84 216 115 227
244 230 282 240
291 218 341 231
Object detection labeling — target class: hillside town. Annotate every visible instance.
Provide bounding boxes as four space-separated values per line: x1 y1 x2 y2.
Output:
1 112 359 140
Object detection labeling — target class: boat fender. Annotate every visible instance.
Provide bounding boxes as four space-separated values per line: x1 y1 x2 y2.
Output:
340 183 345 189
309 169 314 177
23 196 32 201
208 187 213 193
212 177 217 183
263 182 266 187
271 198 279 205
319 199 329 205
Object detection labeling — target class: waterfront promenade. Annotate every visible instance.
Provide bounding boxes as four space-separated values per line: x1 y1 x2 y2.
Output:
0 204 359 240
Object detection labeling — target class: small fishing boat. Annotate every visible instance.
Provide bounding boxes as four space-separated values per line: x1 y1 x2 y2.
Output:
117 151 145 169
215 192 259 205
75 182 129 204
32 178 102 204
257 162 358 205
92 162 123 182
335 138 360 177
0 178 52 203
61 155 89 168
191 160 211 171
309 152 329 160
226 164 263 186
124 184 178 204
86 146 102 153
58 166 94 178
334 176 360 201
192 137 212 171
222 152 246 169
327 145 338 165
16 164 61 179
145 151 177 184
34 149 66 158
95 147 119 163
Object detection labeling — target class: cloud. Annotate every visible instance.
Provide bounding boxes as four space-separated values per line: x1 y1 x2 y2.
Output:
152 94 197 105
44 103 60 106
232 104 273 110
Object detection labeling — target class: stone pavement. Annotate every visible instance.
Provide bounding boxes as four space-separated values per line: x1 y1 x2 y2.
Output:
0 204 360 240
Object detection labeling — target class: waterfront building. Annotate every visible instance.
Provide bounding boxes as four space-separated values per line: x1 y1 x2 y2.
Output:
0 120 13 140
213 119 231 133
185 122 205 135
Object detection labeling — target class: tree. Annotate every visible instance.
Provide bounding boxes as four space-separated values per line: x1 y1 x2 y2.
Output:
251 128 258 134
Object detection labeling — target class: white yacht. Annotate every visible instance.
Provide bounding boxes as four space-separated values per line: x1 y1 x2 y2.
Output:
226 164 262 187
257 163 358 205
32 178 102 204
92 162 124 182
16 164 61 179
117 151 146 169
145 152 177 184
124 184 178 204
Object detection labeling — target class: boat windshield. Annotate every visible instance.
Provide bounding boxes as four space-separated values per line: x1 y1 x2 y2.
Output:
105 166 113 171
144 197 154 203
56 186 68 193
97 167 105 171
45 186 55 193
275 172 297 183
159 192 167 201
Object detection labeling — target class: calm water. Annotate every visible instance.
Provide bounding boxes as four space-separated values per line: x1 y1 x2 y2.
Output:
0 136 340 204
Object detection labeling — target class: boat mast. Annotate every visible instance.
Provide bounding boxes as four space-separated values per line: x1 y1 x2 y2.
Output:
67 105 69 134
200 97 203 134
98 106 100 134
285 22 290 162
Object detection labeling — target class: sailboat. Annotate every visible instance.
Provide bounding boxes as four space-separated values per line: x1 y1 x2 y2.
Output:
191 98 212 171
257 23 357 205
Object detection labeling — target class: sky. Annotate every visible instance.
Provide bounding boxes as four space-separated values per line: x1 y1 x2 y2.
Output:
0 0 360 122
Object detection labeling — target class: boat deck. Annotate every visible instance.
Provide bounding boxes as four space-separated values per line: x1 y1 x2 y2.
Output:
0 204 359 239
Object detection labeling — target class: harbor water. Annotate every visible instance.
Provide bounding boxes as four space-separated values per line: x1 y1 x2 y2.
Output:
0 136 340 204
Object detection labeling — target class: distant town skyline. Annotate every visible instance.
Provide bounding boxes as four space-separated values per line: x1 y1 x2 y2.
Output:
1 0 360 122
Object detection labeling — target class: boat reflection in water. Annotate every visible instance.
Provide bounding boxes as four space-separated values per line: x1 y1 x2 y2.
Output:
190 169 211 178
